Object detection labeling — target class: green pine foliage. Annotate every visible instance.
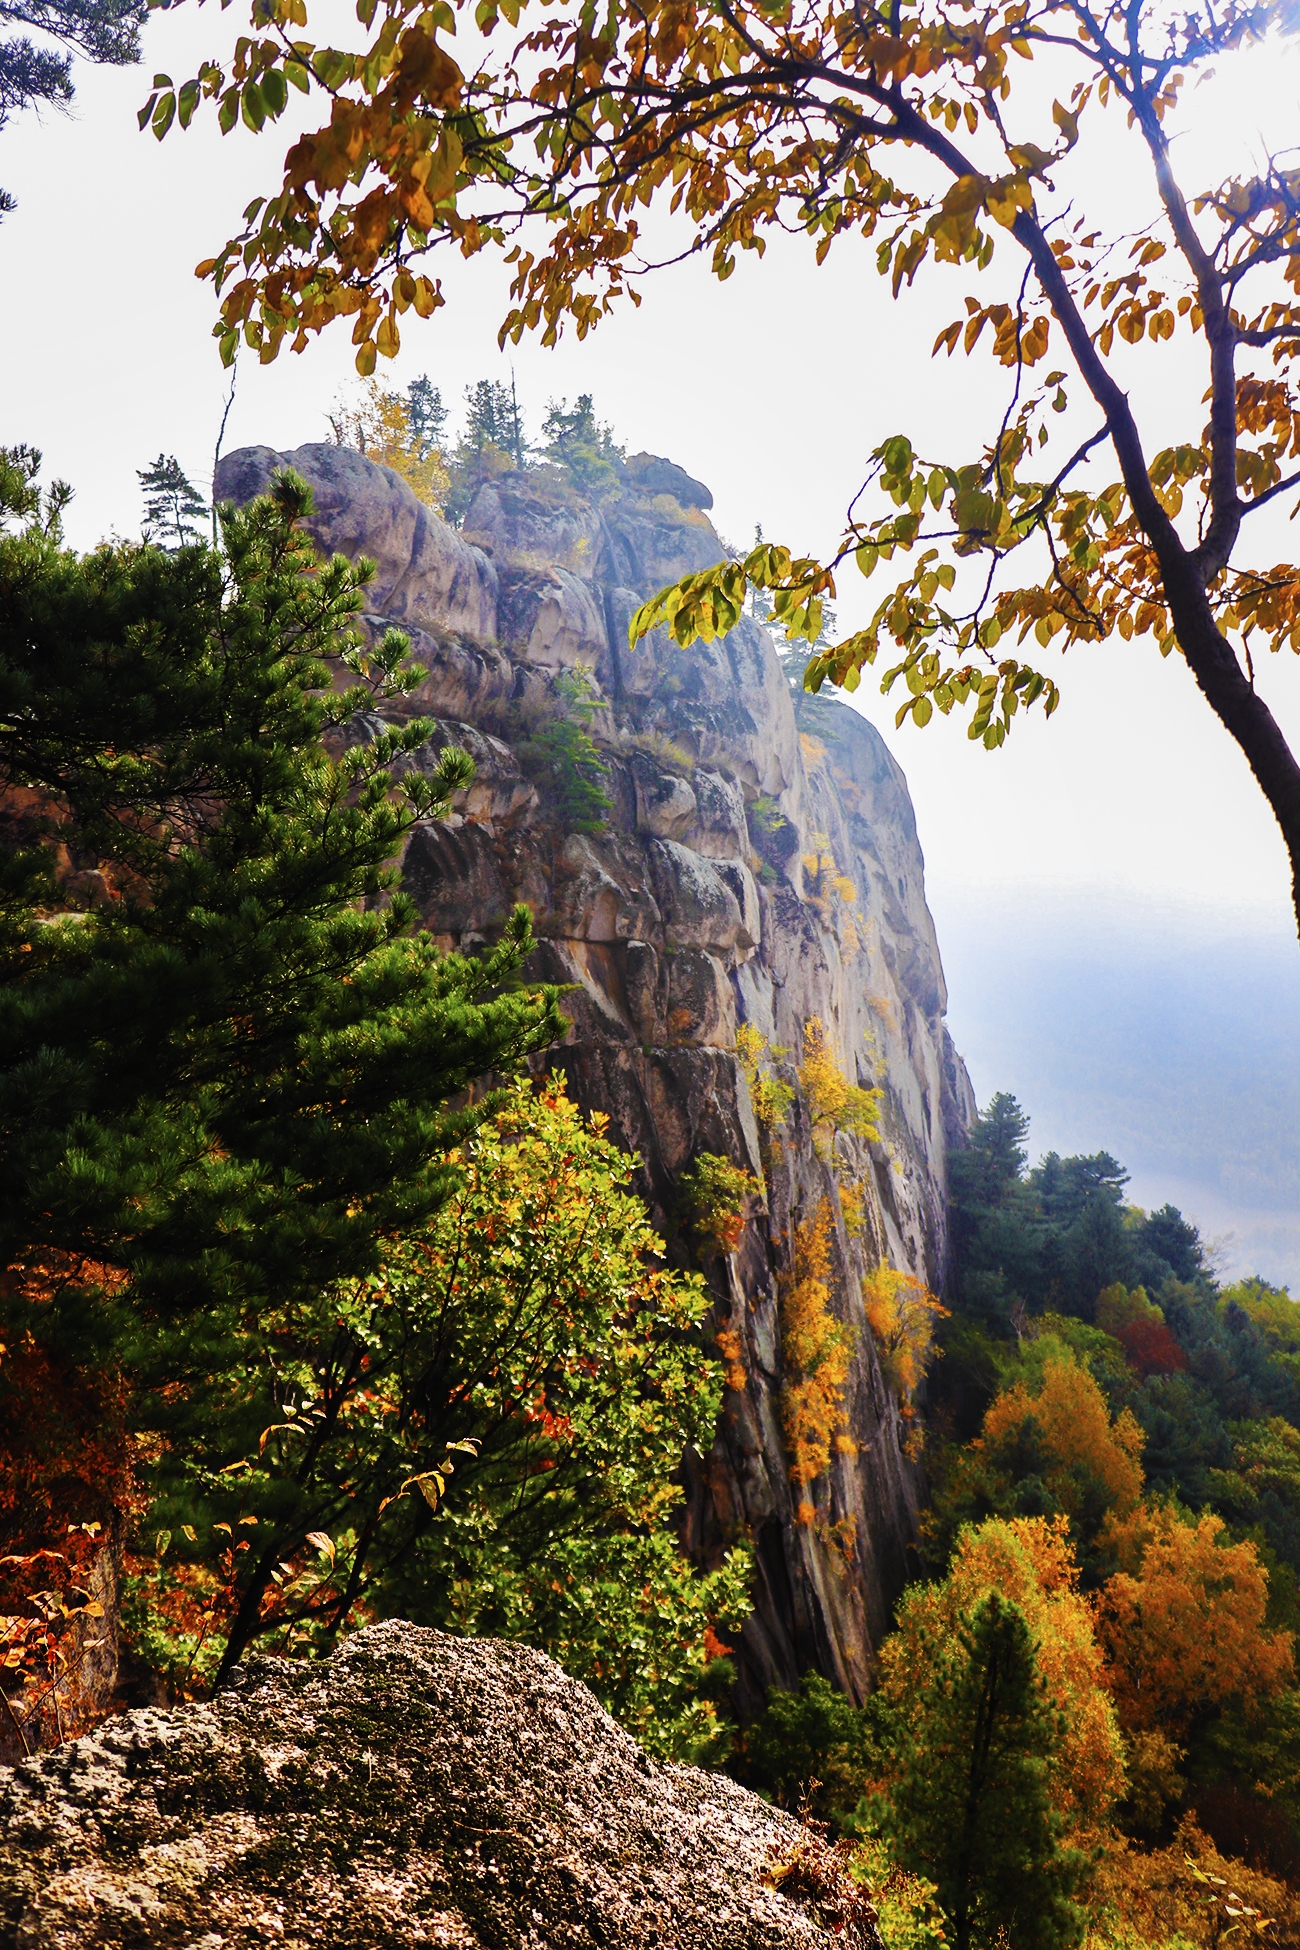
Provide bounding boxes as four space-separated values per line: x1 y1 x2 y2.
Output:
734 1671 878 1828
517 671 610 833
405 375 448 456
0 0 143 214
0 459 562 1483
137 453 209 548
877 1592 1088 1950
540 394 624 497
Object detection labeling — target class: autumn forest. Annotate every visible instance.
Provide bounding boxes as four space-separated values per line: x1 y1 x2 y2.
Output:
8 0 1300 1939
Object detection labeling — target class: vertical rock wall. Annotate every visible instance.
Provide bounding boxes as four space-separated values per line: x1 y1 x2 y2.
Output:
216 442 977 1707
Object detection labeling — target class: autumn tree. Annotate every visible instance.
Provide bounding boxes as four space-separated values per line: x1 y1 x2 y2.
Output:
1095 1504 1295 1738
862 1264 948 1403
135 1080 750 1758
328 377 451 509
797 1017 881 1157
880 1515 1127 1837
149 0 1300 934
781 1199 857 1523
927 1349 1147 1571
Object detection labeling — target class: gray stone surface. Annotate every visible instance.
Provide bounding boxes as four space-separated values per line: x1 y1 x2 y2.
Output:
0 1623 880 1950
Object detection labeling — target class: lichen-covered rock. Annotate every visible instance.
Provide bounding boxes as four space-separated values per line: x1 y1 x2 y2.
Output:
0 1622 881 1950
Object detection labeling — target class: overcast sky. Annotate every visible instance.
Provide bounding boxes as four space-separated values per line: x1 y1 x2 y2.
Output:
5 6 1300 1280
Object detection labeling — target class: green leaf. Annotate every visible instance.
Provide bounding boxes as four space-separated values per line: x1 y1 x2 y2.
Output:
241 78 267 131
884 435 913 477
261 67 288 116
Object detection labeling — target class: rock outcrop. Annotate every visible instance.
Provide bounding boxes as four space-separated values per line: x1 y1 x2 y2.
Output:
216 443 976 1709
0 1621 883 1950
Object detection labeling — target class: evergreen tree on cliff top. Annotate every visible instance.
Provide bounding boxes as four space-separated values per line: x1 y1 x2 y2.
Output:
0 447 562 1327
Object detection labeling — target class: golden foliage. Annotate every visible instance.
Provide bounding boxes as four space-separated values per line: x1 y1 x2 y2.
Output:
850 1837 948 1950
735 1021 794 1132
1094 1505 1294 1737
981 1351 1145 1518
715 1325 747 1392
1088 1820 1300 1950
861 1263 947 1401
880 1515 1126 1834
330 380 450 509
780 1201 856 1506
838 1183 866 1238
798 1018 881 1152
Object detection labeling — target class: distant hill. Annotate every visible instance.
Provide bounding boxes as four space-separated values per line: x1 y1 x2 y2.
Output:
936 894 1300 1289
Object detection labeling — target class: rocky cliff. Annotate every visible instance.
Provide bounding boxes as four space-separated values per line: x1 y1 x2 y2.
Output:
216 442 976 1709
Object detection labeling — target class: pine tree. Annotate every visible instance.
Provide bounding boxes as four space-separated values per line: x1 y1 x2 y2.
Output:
463 378 523 464
137 453 208 548
541 394 622 495
406 375 448 457
880 1592 1088 1950
1 0 143 214
0 456 562 1340
516 671 610 833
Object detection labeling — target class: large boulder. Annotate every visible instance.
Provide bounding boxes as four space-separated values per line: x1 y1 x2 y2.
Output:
0 1622 881 1950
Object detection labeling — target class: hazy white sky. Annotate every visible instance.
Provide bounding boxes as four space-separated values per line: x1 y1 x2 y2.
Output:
4 5 1300 1275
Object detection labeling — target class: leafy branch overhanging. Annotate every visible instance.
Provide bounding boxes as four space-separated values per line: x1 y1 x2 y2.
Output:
149 0 1300 928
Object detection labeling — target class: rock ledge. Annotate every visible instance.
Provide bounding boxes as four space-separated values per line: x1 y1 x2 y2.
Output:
0 1621 880 1949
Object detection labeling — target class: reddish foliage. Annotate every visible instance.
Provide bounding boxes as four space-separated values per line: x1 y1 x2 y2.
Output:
1116 1317 1189 1377
0 1256 142 1756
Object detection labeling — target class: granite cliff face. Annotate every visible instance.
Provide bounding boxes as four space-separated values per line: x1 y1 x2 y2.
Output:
216 442 976 1708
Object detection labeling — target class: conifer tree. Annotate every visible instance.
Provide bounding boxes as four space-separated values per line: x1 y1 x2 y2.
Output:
540 394 622 496
405 375 448 457
1 0 143 214
0 456 562 1326
880 1592 1088 1950
463 378 523 465
137 453 209 548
